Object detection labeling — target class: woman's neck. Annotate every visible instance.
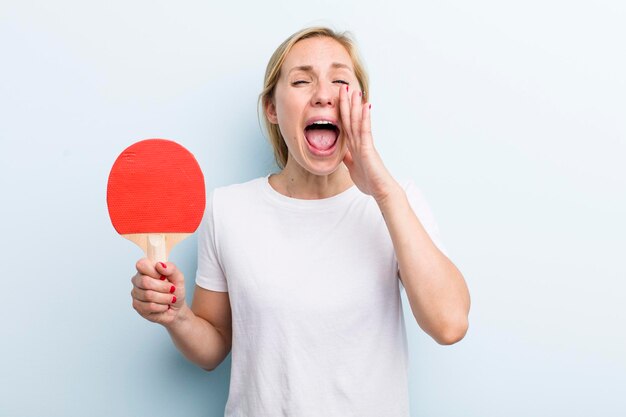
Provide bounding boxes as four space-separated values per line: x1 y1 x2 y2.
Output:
268 162 354 200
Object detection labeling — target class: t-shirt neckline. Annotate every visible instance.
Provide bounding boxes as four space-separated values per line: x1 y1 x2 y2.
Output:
260 174 360 210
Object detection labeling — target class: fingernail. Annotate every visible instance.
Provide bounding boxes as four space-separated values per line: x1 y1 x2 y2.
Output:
169 285 176 294
159 262 167 269
160 275 166 281
172 295 177 304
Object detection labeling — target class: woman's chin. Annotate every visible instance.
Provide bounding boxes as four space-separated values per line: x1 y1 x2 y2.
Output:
301 143 347 175
307 164 342 177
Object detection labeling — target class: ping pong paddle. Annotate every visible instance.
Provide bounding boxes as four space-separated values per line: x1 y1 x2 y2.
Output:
107 139 205 262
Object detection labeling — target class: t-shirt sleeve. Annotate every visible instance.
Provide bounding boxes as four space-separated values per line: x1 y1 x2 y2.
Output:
398 180 450 292
403 180 449 258
195 190 229 292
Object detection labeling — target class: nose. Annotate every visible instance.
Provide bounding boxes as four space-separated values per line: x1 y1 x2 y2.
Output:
310 82 338 107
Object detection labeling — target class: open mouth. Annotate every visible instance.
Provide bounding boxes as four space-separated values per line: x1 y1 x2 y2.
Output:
304 120 340 153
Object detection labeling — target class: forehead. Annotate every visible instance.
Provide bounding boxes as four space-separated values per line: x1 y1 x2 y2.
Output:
282 36 354 72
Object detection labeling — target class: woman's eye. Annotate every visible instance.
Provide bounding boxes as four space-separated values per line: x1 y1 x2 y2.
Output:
334 80 349 85
292 80 309 85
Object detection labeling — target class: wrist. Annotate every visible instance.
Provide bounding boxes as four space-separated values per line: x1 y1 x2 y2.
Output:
375 181 405 213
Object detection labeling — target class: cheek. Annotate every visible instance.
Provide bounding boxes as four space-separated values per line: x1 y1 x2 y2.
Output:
275 102 305 139
277 120 301 149
274 98 295 127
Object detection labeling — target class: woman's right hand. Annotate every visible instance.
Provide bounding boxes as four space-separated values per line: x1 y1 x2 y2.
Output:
131 259 186 327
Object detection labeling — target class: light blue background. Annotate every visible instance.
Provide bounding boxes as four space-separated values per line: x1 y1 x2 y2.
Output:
1 1 625 416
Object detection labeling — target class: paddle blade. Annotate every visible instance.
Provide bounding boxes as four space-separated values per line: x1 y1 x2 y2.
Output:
106 139 206 236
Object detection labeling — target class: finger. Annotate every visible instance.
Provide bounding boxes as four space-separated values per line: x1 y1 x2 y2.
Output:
339 85 352 139
131 285 177 304
343 148 354 169
156 261 185 288
350 89 363 141
361 101 372 137
131 272 178 296
135 258 160 279
132 298 169 316
155 261 184 309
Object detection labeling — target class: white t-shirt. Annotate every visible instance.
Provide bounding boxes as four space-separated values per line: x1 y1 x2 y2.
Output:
196 176 447 417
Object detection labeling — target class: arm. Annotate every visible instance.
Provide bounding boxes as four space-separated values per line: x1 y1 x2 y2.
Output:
132 260 232 371
338 86 470 345
165 285 232 371
377 185 470 345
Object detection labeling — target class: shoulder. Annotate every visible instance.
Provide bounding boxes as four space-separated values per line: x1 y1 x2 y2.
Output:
201 176 268 239
211 176 267 205
206 176 270 225
397 178 428 202
397 178 439 230
398 178 449 255
213 176 266 197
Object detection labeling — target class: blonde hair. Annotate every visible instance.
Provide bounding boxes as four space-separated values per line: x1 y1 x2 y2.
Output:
259 27 370 169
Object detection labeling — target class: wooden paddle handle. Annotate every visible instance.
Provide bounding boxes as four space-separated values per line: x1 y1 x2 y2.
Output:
122 233 192 264
147 234 167 262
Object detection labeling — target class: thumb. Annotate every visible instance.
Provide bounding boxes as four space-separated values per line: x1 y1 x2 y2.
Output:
343 148 354 170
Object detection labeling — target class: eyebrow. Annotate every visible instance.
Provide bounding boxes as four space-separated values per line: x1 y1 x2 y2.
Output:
287 62 353 74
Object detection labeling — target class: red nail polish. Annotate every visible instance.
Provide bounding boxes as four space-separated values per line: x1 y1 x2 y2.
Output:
169 285 176 294
159 262 167 269
172 296 177 304
160 275 166 281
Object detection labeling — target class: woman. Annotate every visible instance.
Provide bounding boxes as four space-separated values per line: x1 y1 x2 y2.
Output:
131 27 470 416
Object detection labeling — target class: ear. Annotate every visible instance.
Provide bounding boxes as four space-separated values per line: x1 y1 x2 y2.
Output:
265 98 278 124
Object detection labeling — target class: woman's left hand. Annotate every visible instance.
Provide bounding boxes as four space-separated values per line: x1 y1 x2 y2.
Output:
339 86 400 203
